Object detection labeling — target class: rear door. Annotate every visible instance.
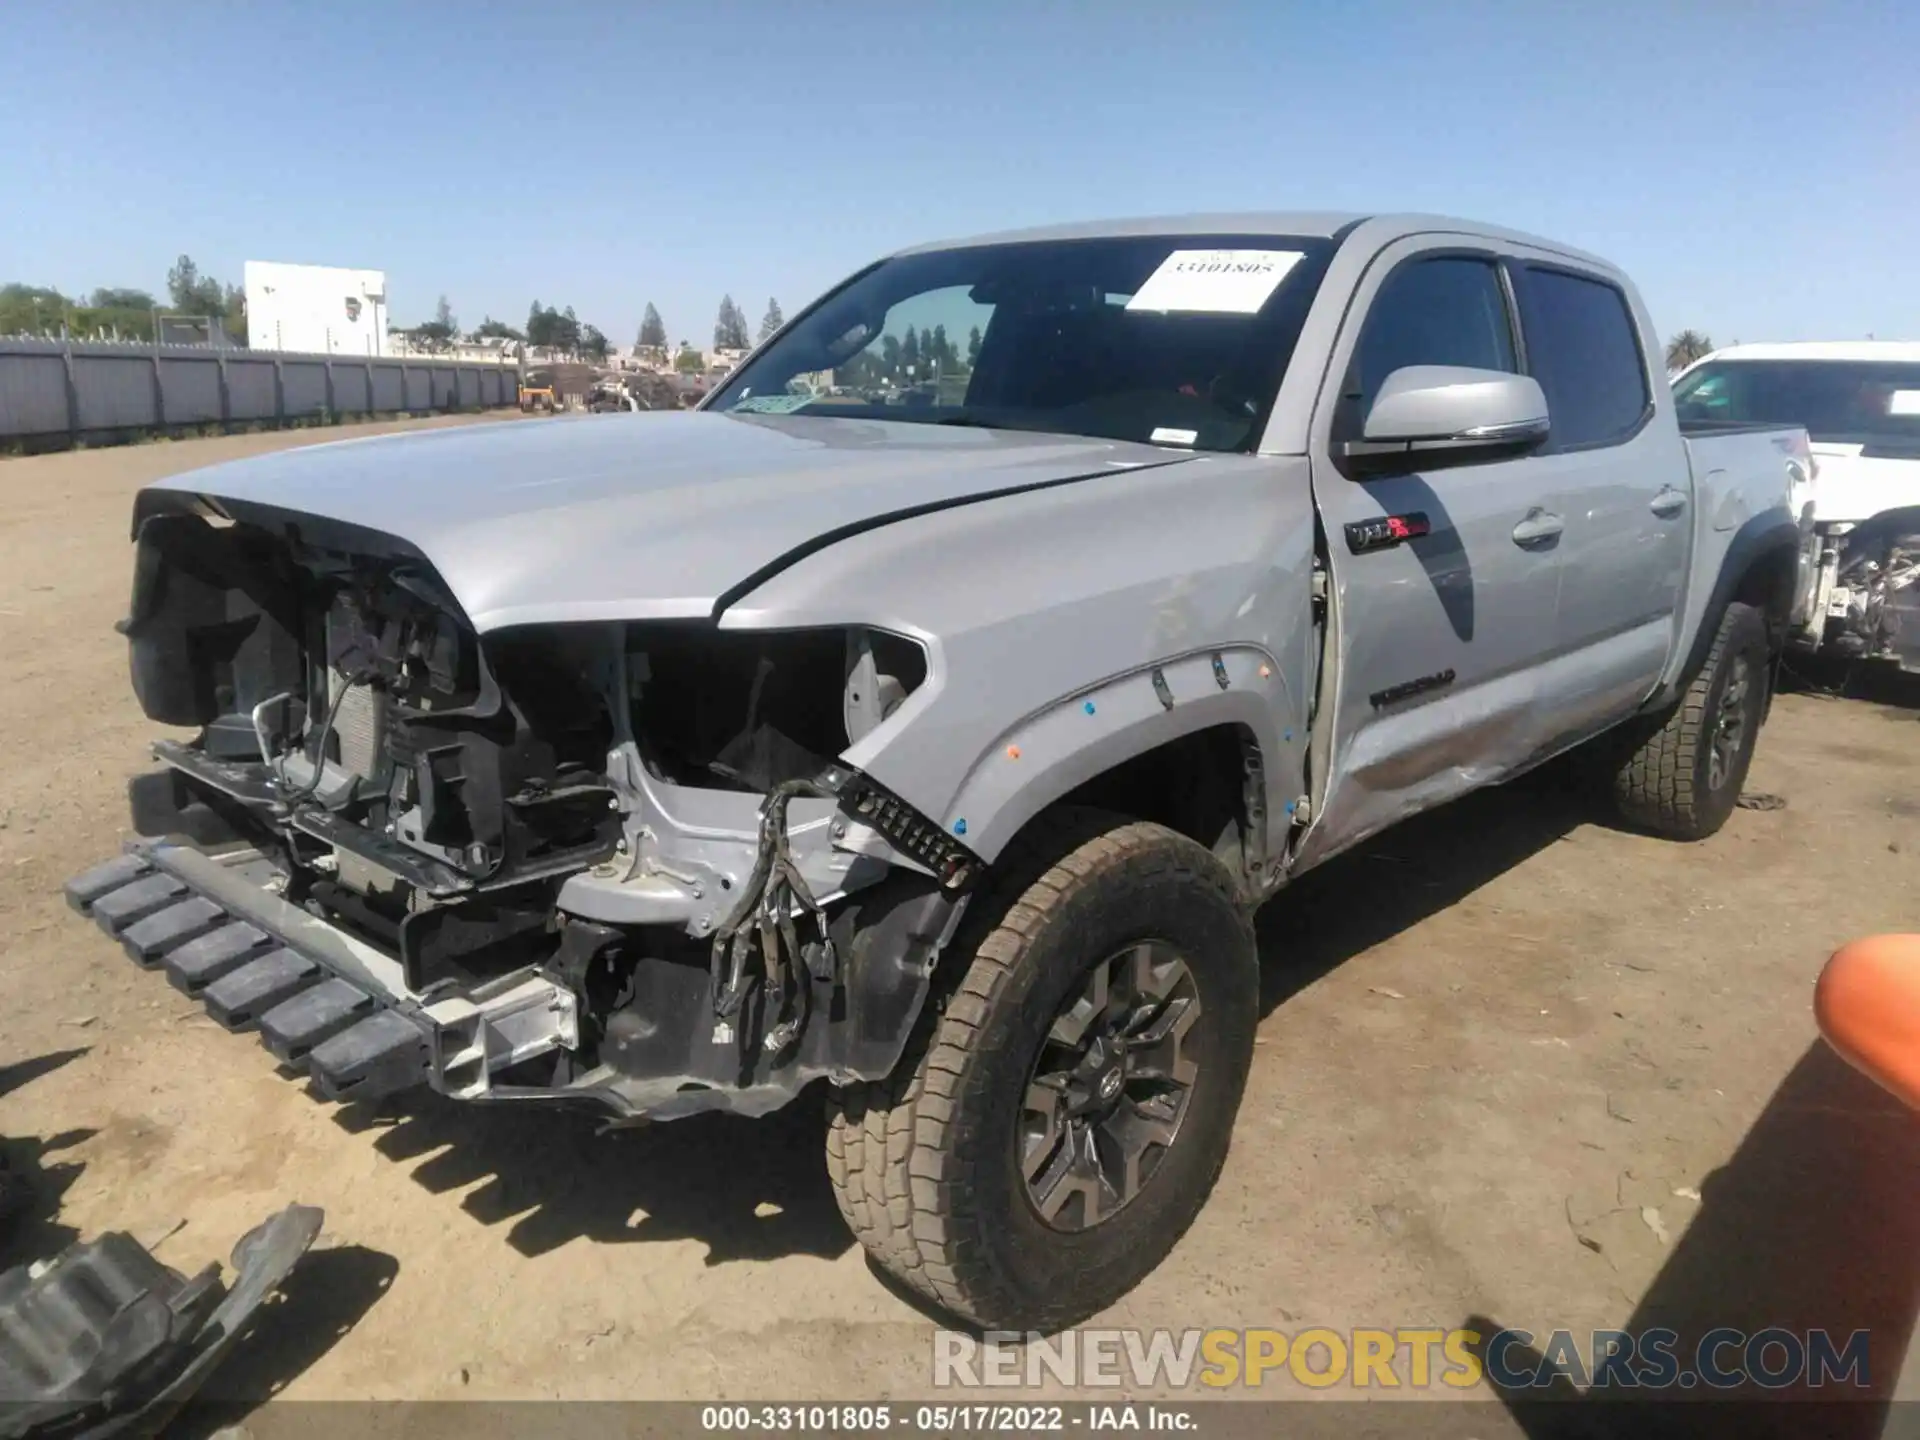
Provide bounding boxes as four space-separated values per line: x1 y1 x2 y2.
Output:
1506 258 1689 735
1297 241 1567 868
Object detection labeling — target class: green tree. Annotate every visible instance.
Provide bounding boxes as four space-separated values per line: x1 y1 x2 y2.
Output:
0 284 71 335
1665 329 1713 372
161 255 246 342
581 324 609 363
72 303 158 341
2 284 169 341
675 346 705 372
967 325 982 366
220 283 247 344
639 303 668 350
838 350 882 390
525 303 590 354
758 297 784 343
407 294 458 351
89 287 156 311
165 254 225 315
472 317 524 342
714 295 750 350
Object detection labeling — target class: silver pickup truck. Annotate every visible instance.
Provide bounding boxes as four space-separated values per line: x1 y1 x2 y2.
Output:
68 213 1809 1331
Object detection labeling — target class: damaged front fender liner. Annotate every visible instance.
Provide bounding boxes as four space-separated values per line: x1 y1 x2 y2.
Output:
590 870 965 1121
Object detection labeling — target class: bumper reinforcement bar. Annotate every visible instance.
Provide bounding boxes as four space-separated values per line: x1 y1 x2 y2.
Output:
65 840 577 1105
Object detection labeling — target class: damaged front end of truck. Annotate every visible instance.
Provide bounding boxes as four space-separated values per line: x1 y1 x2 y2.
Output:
1806 506 1920 673
69 493 979 1120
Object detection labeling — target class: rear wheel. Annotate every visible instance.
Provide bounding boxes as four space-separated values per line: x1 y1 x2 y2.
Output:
1611 601 1770 840
826 810 1258 1331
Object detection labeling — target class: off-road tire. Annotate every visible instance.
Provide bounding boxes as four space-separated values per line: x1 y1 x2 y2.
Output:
825 809 1258 1331
1611 601 1770 840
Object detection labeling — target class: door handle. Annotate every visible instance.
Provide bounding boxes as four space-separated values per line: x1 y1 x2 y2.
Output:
1511 509 1563 546
1650 487 1688 518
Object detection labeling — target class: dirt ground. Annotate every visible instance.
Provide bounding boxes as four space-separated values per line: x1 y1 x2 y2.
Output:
1 419 1917 1425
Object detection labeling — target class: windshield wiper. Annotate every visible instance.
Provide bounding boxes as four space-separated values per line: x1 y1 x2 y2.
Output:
932 412 1052 432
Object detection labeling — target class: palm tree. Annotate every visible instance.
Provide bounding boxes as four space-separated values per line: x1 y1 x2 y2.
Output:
1665 329 1713 374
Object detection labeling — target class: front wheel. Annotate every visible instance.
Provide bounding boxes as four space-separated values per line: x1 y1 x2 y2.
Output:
1611 601 1770 840
826 811 1258 1331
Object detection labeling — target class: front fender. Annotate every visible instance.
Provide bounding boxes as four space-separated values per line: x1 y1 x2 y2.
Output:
718 452 1321 862
935 645 1298 860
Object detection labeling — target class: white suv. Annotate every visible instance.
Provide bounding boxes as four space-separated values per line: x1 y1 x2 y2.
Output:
1675 341 1920 671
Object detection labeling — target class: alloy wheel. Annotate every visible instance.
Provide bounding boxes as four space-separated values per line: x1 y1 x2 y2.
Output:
1019 940 1202 1232
1709 652 1754 792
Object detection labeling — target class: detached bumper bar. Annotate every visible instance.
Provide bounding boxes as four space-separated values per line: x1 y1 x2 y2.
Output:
67 846 431 1100
68 838 579 1102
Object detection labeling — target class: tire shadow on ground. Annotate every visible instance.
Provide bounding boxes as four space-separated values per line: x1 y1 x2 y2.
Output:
1466 1041 1920 1440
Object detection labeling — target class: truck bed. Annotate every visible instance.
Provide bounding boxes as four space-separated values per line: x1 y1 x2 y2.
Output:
1680 423 1813 524
1677 418 1807 439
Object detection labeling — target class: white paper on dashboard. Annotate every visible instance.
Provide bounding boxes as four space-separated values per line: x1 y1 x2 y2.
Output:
1126 250 1305 314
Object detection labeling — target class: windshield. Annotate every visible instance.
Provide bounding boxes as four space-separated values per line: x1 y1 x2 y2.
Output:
706 234 1336 452
1674 358 1920 455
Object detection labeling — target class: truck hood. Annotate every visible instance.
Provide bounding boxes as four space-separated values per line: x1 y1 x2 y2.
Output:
1809 443 1920 525
141 412 1192 630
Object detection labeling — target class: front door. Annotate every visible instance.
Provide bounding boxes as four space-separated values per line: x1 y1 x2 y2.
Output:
1295 243 1566 870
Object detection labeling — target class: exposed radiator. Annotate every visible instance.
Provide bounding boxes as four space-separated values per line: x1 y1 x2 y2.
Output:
330 672 386 779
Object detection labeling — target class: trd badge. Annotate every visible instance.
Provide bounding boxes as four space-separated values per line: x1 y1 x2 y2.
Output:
1345 512 1432 554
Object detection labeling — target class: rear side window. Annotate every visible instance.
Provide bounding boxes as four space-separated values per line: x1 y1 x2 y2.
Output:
1515 268 1650 449
1350 256 1516 416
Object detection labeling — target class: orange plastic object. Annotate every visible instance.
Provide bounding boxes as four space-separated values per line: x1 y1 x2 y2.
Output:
1815 934 1920 1110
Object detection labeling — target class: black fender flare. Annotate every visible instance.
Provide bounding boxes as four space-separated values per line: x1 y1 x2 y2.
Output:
1641 504 1800 715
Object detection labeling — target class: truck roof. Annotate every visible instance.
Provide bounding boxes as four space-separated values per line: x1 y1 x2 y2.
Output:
893 212 1619 273
1699 341 1920 364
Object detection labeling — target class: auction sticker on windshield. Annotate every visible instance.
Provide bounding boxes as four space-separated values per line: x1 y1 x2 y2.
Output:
1126 250 1304 314
731 393 815 414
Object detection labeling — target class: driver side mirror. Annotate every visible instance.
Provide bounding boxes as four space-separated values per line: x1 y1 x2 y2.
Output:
1342 365 1549 473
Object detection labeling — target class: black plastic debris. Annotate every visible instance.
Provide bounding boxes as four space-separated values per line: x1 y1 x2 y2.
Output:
0 1202 323 1439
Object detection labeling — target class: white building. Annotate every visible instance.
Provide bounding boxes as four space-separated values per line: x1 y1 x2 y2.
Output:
245 261 389 357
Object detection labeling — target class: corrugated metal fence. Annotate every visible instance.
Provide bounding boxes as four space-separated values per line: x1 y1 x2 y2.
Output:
0 338 521 442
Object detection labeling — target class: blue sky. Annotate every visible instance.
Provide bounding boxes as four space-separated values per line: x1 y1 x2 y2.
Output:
2 1 1914 348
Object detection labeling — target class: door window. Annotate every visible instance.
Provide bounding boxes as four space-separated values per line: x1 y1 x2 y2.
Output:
1513 267 1650 450
1350 256 1517 417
